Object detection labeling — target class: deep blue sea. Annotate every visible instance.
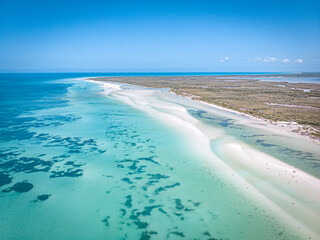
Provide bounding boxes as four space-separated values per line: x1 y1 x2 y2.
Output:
0 73 319 240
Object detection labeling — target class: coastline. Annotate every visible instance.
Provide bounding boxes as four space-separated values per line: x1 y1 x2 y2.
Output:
86 78 320 239
88 76 320 143
170 89 320 144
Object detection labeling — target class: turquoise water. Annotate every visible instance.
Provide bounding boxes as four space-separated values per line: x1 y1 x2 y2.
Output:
220 75 320 83
255 77 320 83
0 73 319 240
185 107 320 178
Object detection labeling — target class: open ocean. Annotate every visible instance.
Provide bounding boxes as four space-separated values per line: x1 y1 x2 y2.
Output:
0 73 319 240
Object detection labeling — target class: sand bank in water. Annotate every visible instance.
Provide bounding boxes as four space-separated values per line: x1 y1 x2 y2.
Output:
90 79 320 240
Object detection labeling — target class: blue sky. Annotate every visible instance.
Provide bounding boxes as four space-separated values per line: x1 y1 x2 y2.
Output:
0 0 319 72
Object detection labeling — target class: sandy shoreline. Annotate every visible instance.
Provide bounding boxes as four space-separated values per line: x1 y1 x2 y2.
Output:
87 75 320 143
86 78 320 239
169 89 320 144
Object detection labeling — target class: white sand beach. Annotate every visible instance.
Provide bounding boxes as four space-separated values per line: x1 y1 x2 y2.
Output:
89 79 320 240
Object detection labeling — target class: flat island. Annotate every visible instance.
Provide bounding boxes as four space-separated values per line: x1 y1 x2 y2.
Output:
90 74 320 140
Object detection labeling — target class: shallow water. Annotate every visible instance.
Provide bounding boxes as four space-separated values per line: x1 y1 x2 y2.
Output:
256 77 320 83
224 76 320 83
0 74 319 240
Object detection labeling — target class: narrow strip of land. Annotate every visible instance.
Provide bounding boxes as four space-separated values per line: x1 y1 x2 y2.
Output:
89 74 320 140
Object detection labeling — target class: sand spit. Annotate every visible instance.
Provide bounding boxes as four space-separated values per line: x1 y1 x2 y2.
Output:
87 79 320 240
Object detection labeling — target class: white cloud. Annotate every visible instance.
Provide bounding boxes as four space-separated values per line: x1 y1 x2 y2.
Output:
219 57 229 62
264 57 278 62
248 57 303 63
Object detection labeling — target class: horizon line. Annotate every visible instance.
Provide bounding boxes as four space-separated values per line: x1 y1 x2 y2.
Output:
2 71 319 74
